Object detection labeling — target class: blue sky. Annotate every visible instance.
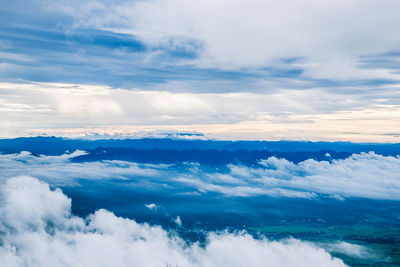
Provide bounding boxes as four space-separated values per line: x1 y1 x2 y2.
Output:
1 0 400 141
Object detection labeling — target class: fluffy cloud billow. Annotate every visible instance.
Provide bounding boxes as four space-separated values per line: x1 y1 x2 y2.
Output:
1 151 400 200
0 176 346 267
177 152 400 200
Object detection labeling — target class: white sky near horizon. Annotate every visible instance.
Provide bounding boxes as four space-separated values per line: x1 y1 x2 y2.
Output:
1 82 399 142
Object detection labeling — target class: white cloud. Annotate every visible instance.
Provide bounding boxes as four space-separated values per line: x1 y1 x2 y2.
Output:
1 151 400 200
174 176 316 198
144 203 158 210
174 215 182 226
322 242 375 259
0 176 72 232
171 152 400 200
0 176 347 267
224 152 400 200
55 0 400 80
0 151 160 186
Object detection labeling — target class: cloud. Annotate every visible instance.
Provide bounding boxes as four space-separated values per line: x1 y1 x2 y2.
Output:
322 242 375 259
144 203 158 210
0 175 72 232
174 176 316 198
2 1 400 99
0 176 347 267
0 151 160 186
257 152 400 200
170 152 400 200
54 0 400 80
174 215 182 226
1 82 400 142
1 150 400 200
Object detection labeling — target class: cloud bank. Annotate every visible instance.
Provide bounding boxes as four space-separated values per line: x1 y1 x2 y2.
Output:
0 150 161 186
1 151 400 200
1 82 400 142
0 176 346 267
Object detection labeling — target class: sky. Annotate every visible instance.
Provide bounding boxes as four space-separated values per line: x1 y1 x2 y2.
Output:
1 0 400 141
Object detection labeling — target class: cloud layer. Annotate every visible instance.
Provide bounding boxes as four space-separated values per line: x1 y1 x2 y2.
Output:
2 0 400 84
1 82 400 141
0 176 346 267
1 150 400 200
53 0 400 79
174 152 400 200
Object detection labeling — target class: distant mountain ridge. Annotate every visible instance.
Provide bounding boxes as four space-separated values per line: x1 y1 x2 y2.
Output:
1 136 400 154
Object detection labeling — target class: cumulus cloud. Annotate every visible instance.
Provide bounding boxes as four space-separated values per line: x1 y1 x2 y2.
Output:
0 176 346 267
1 151 400 200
